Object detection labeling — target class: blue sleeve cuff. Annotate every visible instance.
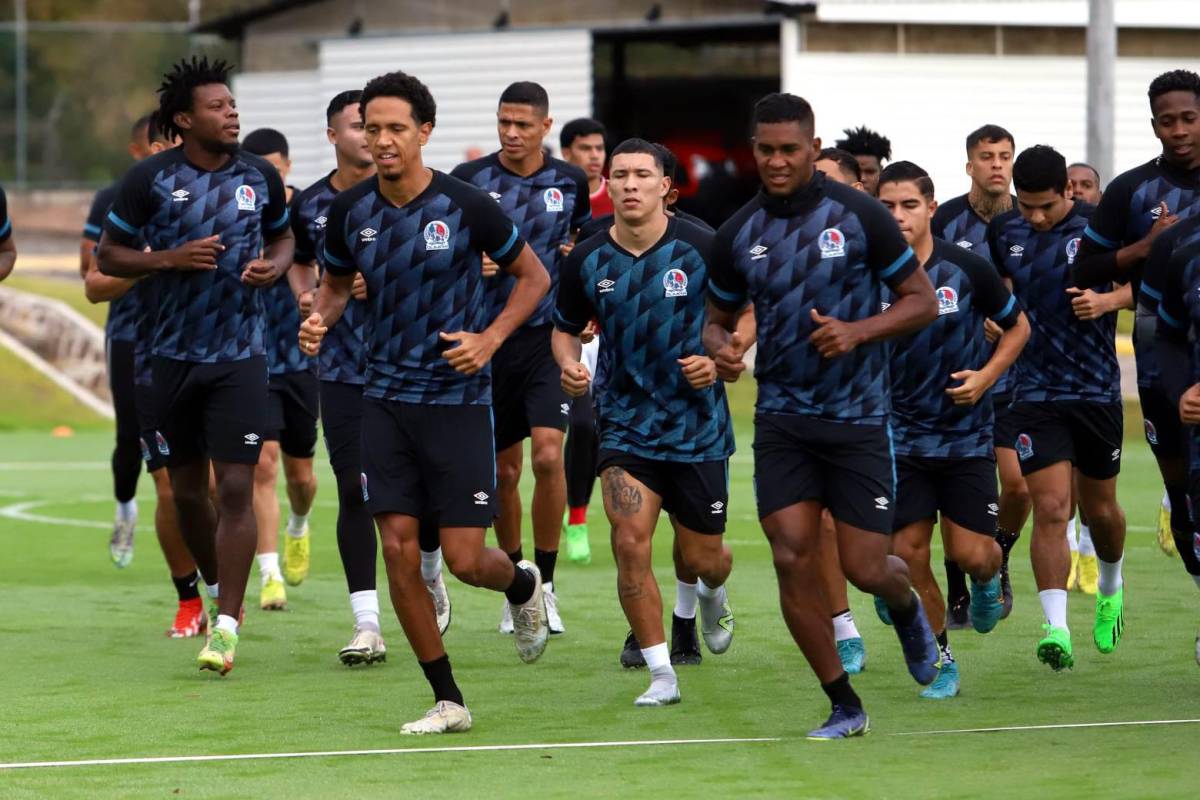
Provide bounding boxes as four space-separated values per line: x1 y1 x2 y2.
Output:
106 211 137 235
1158 304 1185 329
1083 226 1118 249
708 281 745 305
1139 283 1163 302
879 246 915 280
322 247 351 270
491 225 519 262
990 295 1018 323
553 309 586 334
267 209 290 232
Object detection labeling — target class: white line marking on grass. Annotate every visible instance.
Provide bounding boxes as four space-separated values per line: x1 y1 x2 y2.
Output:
0 461 109 470
0 737 780 771
0 500 115 531
892 718 1200 737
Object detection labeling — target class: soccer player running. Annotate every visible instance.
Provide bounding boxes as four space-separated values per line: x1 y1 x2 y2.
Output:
299 70 551 734
451 82 591 635
552 138 735 706
931 124 1023 627
1074 69 1200 571
706 93 941 740
835 126 891 196
988 145 1127 671
0 182 13 280
240 128 320 611
878 161 1030 699
99 57 295 675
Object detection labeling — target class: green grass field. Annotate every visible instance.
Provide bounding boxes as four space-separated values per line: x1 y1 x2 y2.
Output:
2 379 1198 798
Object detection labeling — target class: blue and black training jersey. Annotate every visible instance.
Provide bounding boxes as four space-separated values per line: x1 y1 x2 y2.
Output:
887 239 1021 459
322 171 526 406
0 183 10 244
451 152 590 327
989 202 1119 405
102 148 291 364
84 182 139 344
707 170 919 424
555 217 734 463
292 173 366 385
1153 238 1200 470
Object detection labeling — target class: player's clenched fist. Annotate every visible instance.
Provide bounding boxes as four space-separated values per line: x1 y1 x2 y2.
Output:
299 312 327 356
561 361 591 397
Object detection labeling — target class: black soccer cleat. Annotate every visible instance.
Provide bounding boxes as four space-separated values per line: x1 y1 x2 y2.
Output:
945 591 971 630
995 529 1021 620
670 613 703 666
620 630 646 669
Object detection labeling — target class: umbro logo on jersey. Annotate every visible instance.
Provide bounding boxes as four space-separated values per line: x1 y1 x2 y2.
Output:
955 240 973 249
315 215 328 228
1009 244 1025 256
881 301 891 312
710 501 725 514
1150 205 1163 218
560 403 570 415
488 192 502 201
235 185 256 211
873 496 889 511
749 244 769 260
360 227 378 242
244 433 260 445
597 278 616 294
171 189 190 202
473 491 490 505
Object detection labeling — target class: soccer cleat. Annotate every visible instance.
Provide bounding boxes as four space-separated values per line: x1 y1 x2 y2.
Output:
564 518 591 564
1067 551 1080 592
425 573 452 635
400 701 472 735
168 597 207 638
920 659 960 700
995 528 1019 619
892 592 942 686
197 627 237 675
1093 587 1125 654
873 595 892 626
969 574 1004 634
544 584 565 635
698 585 734 654
498 601 514 634
620 630 646 669
806 705 870 741
1195 629 1200 667
1157 503 1178 557
109 517 136 568
283 525 311 586
945 591 970 630
634 679 681 707
511 561 548 663
1077 555 1099 596
260 576 287 610
339 628 387 666
670 614 703 666
1036 624 1074 671
837 637 866 675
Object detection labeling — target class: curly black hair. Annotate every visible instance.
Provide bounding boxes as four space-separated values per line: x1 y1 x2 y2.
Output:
836 125 892 162
1148 69 1200 108
360 71 437 128
156 56 234 141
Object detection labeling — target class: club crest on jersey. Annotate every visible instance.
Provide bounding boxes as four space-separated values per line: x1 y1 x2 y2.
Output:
1016 433 1034 461
818 228 845 259
235 185 256 211
936 286 959 315
1066 237 1081 265
1145 419 1159 445
663 268 688 298
360 472 369 502
155 431 170 456
424 220 450 251
140 437 151 463
543 187 564 213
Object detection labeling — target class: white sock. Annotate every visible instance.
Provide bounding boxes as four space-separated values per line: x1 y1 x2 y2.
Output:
1097 555 1124 596
257 552 281 582
832 610 860 642
350 590 380 632
640 642 674 680
116 499 137 522
215 614 238 635
697 579 720 599
1038 589 1069 630
286 512 310 537
674 580 698 619
544 581 555 595
1066 517 1078 551
1078 525 1096 557
1163 489 1171 512
205 582 219 600
420 547 443 583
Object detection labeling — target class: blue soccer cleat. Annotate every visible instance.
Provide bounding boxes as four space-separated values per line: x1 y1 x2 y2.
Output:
891 591 942 686
807 704 870 740
969 574 1004 634
920 659 960 700
873 595 893 626
837 637 867 674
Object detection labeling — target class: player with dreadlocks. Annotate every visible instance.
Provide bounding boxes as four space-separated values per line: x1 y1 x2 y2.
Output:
836 126 893 197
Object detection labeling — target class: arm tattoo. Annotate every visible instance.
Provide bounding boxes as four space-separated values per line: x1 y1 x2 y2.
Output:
602 467 643 517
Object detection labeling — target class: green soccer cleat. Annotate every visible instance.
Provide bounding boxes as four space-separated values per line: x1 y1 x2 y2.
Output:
198 628 238 676
1036 624 1074 671
1093 587 1125 654
260 576 287 610
283 525 311 586
1157 503 1178 557
563 515 591 564
920 659 960 700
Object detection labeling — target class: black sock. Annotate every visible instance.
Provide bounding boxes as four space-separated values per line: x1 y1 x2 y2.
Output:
507 547 524 566
935 630 955 662
504 563 535 606
534 548 557 586
172 570 201 602
945 559 969 599
419 655 465 707
890 592 919 627
831 607 850 619
995 527 1020 559
820 671 862 711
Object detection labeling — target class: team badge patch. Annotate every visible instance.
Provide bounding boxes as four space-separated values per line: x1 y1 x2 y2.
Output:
155 431 170 456
543 187 564 213
1144 419 1159 445
424 220 450 251
818 228 845 259
140 437 151 463
1066 237 1081 265
936 286 959 315
360 472 369 502
663 268 688 298
1016 433 1034 461
235 185 256 211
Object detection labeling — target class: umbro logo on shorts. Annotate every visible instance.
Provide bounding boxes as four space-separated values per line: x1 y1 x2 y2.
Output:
874 496 889 511
473 491 490 505
710 501 725 514
244 433 260 445
1111 448 1121 461
988 503 999 516
560 403 570 414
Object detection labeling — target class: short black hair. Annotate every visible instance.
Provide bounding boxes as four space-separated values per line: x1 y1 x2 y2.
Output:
610 138 664 173
1068 161 1101 182
360 70 437 127
1012 145 1068 194
836 126 891 161
156 55 234 141
146 112 172 146
326 90 362 125
965 124 1014 155
655 143 678 184
243 128 289 158
878 160 935 201
816 147 861 182
130 113 154 144
499 81 549 117
751 93 814 129
1148 69 1200 108
560 117 606 151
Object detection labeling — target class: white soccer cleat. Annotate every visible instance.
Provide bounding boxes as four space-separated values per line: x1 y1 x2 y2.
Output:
511 560 548 663
634 678 681 707
698 584 735 655
498 600 514 634
338 628 387 666
425 573 452 635
544 583 564 635
400 701 473 735
109 517 136 568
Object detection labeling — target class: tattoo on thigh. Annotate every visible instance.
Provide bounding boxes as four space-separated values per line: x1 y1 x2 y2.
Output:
603 467 643 517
